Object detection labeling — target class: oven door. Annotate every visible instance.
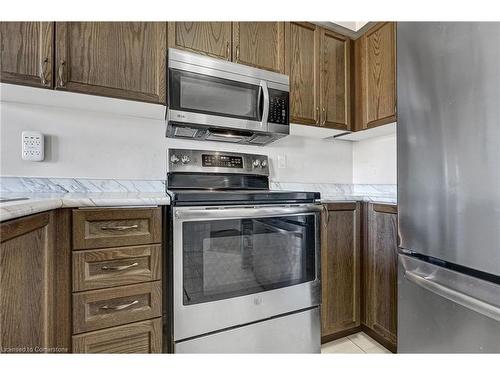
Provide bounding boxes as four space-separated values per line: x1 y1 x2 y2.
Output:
173 204 321 341
168 66 269 133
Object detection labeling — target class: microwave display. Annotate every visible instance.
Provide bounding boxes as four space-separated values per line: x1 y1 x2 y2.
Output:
202 154 243 168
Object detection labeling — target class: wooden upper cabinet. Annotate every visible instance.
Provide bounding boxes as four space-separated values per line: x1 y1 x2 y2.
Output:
355 22 396 130
168 22 232 60
0 22 54 88
362 203 398 351
232 22 285 73
55 22 167 104
321 202 361 339
320 29 351 130
286 22 320 126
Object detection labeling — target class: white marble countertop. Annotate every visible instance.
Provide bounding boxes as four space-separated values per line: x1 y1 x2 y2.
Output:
0 177 397 222
0 192 170 222
320 196 397 204
270 182 397 205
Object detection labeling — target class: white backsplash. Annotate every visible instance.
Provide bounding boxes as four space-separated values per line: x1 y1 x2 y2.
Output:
0 87 352 183
1 84 395 195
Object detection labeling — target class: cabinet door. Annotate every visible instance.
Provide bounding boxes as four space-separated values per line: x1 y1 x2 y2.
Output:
0 210 71 353
321 202 361 340
355 22 396 130
169 22 232 60
320 29 351 130
0 22 54 88
232 22 285 73
55 22 167 103
363 203 398 351
286 22 320 126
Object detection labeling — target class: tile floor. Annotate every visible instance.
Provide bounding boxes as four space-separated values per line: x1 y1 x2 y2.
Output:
321 332 392 354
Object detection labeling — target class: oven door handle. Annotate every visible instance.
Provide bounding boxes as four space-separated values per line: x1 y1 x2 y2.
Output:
173 204 322 220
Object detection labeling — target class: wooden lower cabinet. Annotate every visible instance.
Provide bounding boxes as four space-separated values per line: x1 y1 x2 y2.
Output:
73 281 162 334
321 202 361 341
362 203 398 352
0 210 71 353
0 207 163 354
72 244 162 291
72 318 162 354
72 207 162 250
70 207 163 353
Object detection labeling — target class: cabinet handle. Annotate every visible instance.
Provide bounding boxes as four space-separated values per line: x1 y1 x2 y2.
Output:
226 41 230 61
101 262 139 271
322 107 326 126
316 107 319 125
40 58 48 85
99 300 139 311
100 224 139 231
58 60 66 87
321 205 330 228
235 45 240 62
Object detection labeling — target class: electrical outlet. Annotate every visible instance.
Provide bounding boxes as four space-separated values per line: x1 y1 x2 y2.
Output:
22 131 44 161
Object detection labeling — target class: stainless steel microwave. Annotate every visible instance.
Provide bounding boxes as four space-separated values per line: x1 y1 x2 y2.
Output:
166 48 290 145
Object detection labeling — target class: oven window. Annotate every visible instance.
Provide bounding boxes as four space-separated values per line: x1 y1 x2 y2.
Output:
182 215 316 305
169 69 261 121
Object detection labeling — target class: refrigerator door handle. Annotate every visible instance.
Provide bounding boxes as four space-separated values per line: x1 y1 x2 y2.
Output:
405 270 500 323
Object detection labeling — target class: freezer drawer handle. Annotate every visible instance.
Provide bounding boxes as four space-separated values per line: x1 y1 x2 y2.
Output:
405 270 500 322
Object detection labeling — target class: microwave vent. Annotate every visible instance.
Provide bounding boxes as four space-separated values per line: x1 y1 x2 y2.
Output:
174 126 198 138
249 134 273 145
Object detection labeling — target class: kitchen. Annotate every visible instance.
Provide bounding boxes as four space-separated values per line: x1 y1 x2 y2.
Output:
0 1 499 372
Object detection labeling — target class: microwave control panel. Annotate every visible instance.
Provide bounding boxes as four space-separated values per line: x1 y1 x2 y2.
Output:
268 89 289 125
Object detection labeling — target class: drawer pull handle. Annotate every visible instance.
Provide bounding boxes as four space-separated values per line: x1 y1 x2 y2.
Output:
100 224 139 231
100 300 139 311
101 262 139 271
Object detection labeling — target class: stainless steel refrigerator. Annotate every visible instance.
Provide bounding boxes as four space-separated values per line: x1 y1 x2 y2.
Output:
397 22 500 353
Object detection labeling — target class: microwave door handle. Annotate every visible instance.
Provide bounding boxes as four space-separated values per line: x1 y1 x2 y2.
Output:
260 80 269 128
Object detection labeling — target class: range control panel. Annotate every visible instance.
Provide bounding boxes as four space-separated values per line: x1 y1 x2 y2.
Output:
202 154 243 168
168 148 269 176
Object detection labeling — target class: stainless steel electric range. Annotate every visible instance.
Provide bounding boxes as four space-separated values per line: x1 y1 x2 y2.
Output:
163 148 322 353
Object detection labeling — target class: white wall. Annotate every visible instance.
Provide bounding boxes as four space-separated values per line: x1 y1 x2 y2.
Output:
352 133 397 184
0 86 353 183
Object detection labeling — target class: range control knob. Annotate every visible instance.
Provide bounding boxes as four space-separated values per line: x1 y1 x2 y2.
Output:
252 159 261 168
261 160 268 168
181 155 191 164
170 154 179 164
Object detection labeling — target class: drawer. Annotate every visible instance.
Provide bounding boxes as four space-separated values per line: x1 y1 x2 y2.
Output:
73 245 162 291
72 318 162 353
72 207 162 250
73 281 161 334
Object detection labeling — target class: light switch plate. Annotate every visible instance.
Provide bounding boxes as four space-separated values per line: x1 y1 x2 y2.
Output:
277 154 287 169
22 131 44 161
